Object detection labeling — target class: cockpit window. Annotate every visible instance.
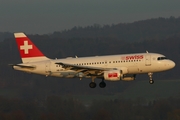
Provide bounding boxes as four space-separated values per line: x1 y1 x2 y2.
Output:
157 57 168 60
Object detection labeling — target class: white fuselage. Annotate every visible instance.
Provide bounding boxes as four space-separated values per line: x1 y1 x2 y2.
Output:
14 53 175 79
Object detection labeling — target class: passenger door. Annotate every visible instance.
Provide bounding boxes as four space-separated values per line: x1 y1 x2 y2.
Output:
145 55 151 66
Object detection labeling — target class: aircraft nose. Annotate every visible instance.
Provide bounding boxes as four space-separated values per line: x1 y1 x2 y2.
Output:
169 61 176 69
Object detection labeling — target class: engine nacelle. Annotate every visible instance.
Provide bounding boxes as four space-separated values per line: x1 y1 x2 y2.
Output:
104 70 121 81
121 74 136 81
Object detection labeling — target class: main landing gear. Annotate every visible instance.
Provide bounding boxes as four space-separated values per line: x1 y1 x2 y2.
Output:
148 72 154 84
99 79 106 88
89 82 96 88
89 77 106 88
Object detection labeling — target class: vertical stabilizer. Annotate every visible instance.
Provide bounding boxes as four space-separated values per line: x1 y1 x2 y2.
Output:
14 32 49 63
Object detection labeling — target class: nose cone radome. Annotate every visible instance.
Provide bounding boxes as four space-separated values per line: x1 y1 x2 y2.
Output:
169 61 176 69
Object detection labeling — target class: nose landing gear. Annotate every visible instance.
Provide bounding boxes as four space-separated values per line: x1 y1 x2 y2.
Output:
148 72 154 84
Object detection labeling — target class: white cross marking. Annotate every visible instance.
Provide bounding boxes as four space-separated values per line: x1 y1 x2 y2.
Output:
20 41 33 54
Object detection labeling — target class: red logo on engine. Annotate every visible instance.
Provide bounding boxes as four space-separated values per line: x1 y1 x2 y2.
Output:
121 55 144 60
108 73 118 78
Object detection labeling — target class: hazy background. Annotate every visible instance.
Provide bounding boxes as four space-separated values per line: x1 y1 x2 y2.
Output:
0 0 180 34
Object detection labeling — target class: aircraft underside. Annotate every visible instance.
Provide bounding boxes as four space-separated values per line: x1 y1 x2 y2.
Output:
48 71 155 88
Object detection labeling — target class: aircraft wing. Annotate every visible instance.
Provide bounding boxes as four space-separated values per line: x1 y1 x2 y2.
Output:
55 62 111 76
9 64 36 69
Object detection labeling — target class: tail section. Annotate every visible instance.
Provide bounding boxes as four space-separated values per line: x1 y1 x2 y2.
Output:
14 32 49 63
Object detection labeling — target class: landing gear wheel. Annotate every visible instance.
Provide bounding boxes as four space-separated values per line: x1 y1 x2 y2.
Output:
148 73 154 84
99 82 106 88
89 82 96 88
149 80 154 84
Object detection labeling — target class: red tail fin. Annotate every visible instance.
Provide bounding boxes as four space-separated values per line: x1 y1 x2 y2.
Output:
14 33 49 63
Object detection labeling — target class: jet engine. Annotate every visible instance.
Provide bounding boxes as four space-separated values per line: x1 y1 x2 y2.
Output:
104 70 121 81
121 74 136 81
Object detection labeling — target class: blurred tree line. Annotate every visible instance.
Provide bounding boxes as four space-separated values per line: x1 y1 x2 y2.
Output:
51 16 180 42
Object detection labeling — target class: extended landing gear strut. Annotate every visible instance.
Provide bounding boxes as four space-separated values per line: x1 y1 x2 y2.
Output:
89 77 96 88
89 77 106 88
148 72 154 84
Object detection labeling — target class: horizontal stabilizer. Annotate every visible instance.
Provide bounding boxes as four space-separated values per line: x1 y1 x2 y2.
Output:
9 64 36 68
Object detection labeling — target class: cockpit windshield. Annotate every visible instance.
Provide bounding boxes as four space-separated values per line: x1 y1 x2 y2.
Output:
157 57 168 60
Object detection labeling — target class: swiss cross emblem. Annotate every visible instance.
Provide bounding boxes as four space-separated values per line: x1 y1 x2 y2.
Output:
20 41 33 54
108 73 118 78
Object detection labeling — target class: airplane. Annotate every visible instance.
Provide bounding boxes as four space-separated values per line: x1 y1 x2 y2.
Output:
9 32 175 88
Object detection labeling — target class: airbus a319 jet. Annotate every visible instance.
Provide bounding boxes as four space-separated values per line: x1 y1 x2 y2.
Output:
10 33 175 88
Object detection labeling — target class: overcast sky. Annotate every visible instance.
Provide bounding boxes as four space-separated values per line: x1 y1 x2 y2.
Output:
0 0 180 34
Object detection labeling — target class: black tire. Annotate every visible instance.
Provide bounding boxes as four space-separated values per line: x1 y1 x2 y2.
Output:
149 80 154 84
89 82 96 88
99 82 106 88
